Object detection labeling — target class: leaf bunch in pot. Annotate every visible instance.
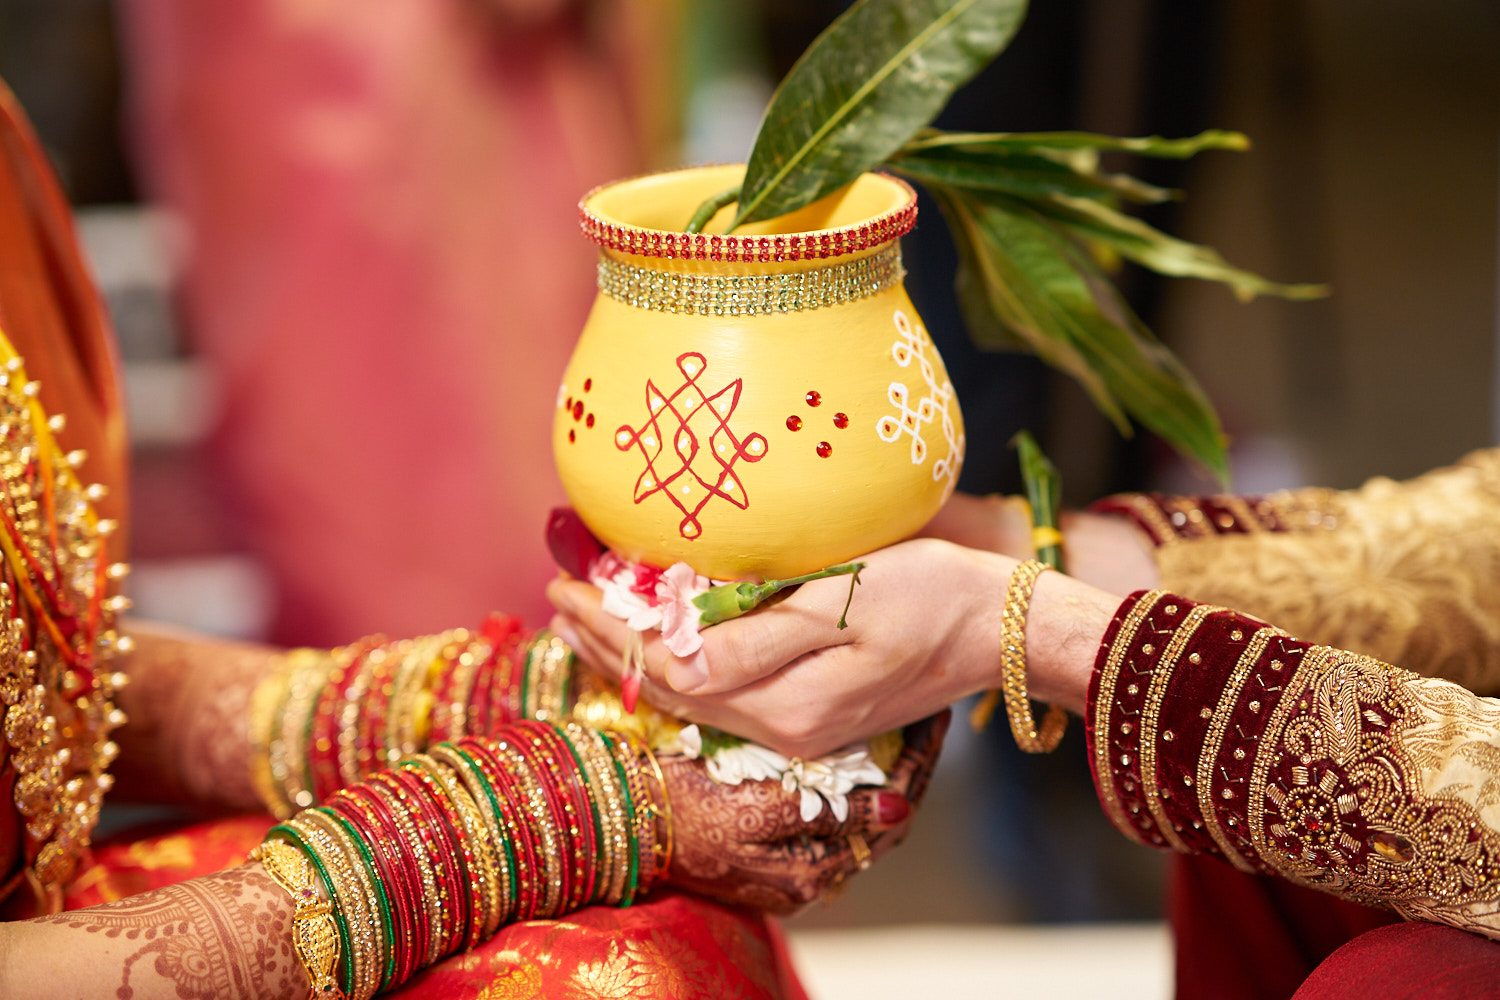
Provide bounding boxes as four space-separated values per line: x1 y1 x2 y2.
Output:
685 0 1324 490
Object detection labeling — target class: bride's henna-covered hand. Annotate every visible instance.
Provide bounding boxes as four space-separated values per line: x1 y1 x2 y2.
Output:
661 712 948 914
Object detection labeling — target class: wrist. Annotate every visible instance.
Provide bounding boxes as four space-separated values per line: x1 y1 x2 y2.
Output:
1018 568 1119 715
1058 511 1161 596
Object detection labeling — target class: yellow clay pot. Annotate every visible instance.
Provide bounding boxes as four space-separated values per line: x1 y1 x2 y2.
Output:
555 164 965 581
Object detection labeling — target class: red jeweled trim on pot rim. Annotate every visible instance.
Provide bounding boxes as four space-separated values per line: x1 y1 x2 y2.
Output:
578 171 918 263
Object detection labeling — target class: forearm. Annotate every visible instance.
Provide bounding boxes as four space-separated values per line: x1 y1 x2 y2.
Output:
110 620 275 811
1098 447 1500 692
1084 589 1500 940
0 865 301 1000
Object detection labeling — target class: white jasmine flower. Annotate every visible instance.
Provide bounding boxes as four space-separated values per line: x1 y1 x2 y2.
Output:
679 725 887 821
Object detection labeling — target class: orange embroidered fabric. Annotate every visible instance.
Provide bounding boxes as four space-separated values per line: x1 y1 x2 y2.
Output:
67 814 809 1000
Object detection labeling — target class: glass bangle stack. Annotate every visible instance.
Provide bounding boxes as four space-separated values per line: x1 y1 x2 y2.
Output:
248 617 672 1000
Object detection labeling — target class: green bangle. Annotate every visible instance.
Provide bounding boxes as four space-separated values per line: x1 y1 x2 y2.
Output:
267 824 354 997
316 808 397 993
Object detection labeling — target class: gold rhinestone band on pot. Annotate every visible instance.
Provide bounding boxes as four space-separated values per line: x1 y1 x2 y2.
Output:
596 243 904 316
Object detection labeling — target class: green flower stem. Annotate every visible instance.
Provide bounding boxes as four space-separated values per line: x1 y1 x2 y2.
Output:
694 561 867 626
684 185 742 234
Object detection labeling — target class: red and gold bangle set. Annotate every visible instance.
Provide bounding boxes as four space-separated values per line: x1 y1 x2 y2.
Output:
249 621 672 999
250 615 573 819
259 723 669 1000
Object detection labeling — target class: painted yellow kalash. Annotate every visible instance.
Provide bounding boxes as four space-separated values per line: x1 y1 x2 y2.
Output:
556 164 965 581
0 325 129 912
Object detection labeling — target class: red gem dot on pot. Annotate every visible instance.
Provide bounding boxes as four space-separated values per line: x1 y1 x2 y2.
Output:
805 390 822 407
565 396 573 411
817 441 832 458
833 412 849 429
786 415 803 432
568 429 576 443
583 377 593 392
572 400 584 420
586 413 595 429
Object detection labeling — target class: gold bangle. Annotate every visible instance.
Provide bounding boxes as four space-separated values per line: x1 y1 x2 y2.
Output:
249 654 295 817
428 743 509 935
254 840 347 1000
525 633 572 722
972 559 1068 752
289 813 383 1000
629 733 673 879
275 650 338 815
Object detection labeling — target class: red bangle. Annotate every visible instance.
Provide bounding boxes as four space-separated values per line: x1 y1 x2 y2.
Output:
548 724 602 908
391 763 469 955
529 722 595 910
510 723 575 915
458 734 538 921
333 786 426 985
374 769 462 959
365 775 441 968
404 755 487 951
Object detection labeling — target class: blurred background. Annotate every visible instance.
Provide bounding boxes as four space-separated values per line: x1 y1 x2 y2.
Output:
2 0 1495 995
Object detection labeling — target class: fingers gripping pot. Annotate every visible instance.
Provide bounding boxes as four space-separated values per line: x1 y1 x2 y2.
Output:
556 164 965 581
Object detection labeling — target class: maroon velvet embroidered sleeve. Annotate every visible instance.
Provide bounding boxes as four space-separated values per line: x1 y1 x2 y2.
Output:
1086 490 1338 546
1087 590 1500 939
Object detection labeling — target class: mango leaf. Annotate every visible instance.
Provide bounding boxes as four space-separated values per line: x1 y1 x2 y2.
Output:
1028 193 1329 302
732 0 1027 227
938 186 1229 482
931 185 1128 429
901 128 1250 158
891 146 1176 204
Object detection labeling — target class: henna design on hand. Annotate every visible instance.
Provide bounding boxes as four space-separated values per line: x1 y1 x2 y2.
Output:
662 710 950 914
32 865 301 999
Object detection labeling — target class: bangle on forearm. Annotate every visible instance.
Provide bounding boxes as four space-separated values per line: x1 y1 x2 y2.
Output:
257 719 664 997
972 559 1069 752
249 621 581 819
253 838 347 1000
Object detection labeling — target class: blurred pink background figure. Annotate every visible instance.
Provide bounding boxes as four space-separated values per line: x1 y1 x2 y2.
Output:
119 0 681 644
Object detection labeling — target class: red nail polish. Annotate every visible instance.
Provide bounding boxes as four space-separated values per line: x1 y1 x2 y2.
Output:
876 792 910 826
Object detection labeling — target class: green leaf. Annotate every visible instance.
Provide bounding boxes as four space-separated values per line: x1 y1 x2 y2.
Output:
1030 193 1328 302
1012 430 1065 571
732 0 1028 227
901 128 1251 158
931 184 1129 430
939 186 1230 482
891 146 1177 204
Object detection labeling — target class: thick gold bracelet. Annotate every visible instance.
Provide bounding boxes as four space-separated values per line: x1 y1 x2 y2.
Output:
972 559 1068 752
289 813 383 1000
254 840 347 1000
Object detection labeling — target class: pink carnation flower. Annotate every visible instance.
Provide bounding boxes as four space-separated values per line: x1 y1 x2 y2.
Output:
656 562 711 658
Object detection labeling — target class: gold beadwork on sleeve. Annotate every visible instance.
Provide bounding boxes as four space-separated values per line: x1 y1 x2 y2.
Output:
1196 626 1286 874
1139 604 1219 854
1249 647 1500 936
1091 591 1167 846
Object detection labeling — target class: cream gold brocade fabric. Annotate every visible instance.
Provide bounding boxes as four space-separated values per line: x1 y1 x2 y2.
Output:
1156 448 1500 694
1264 652 1500 937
